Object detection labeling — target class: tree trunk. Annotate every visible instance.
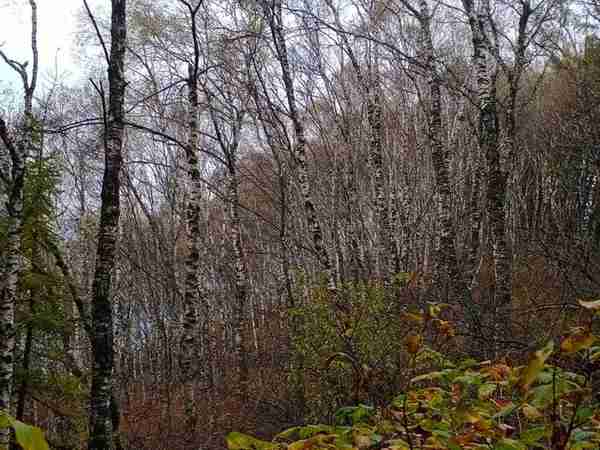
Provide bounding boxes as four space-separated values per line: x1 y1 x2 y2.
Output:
263 0 336 294
180 63 203 429
418 0 460 300
88 1 126 449
464 0 511 354
0 156 24 445
324 0 393 281
227 165 249 400
16 233 41 426
15 296 34 423
0 3 38 446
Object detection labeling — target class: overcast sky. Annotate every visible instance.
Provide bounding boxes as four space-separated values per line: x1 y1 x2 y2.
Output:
0 0 81 92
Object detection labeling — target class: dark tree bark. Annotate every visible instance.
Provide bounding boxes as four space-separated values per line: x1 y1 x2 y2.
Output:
227 160 250 399
463 0 510 354
88 1 127 449
15 294 34 424
417 0 460 299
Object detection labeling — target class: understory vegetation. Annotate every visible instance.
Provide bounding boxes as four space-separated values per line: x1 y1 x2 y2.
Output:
228 299 600 450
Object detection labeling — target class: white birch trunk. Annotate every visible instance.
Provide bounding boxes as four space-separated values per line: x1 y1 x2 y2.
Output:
0 3 38 445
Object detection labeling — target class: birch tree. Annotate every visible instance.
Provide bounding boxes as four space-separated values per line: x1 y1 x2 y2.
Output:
87 1 127 449
462 0 511 352
390 0 462 300
202 40 253 400
175 0 206 428
322 0 394 282
260 0 338 295
0 1 38 446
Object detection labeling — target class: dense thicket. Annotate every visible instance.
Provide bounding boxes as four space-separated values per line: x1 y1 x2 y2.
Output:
1 0 600 449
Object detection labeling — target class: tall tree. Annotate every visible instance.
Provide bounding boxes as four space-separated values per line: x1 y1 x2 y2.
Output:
87 1 127 449
406 0 462 300
176 0 205 429
0 1 39 446
463 0 511 352
260 0 337 294
323 0 394 282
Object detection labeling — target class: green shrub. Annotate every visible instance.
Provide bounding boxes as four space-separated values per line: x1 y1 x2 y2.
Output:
289 279 439 421
229 299 600 450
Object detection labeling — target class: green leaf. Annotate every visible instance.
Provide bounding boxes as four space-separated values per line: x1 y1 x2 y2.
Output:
11 421 49 450
454 372 483 387
518 341 554 392
274 427 301 442
390 394 407 409
410 371 445 383
493 438 527 450
334 405 374 425
298 425 334 439
478 383 497 400
458 358 480 370
575 407 595 423
226 432 278 450
493 402 518 419
572 430 599 442
421 419 450 433
529 384 554 409
0 411 9 429
570 443 600 449
519 426 549 444
0 413 49 450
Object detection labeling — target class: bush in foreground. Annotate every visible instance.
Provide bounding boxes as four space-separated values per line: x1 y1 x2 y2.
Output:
227 300 600 450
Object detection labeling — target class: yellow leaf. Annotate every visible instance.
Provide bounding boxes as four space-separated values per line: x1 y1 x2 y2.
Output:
405 334 422 354
227 432 279 450
352 433 373 449
561 330 595 354
435 320 455 337
401 312 424 324
455 407 481 425
427 303 449 319
518 341 554 392
383 439 410 450
287 440 309 450
522 404 543 420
